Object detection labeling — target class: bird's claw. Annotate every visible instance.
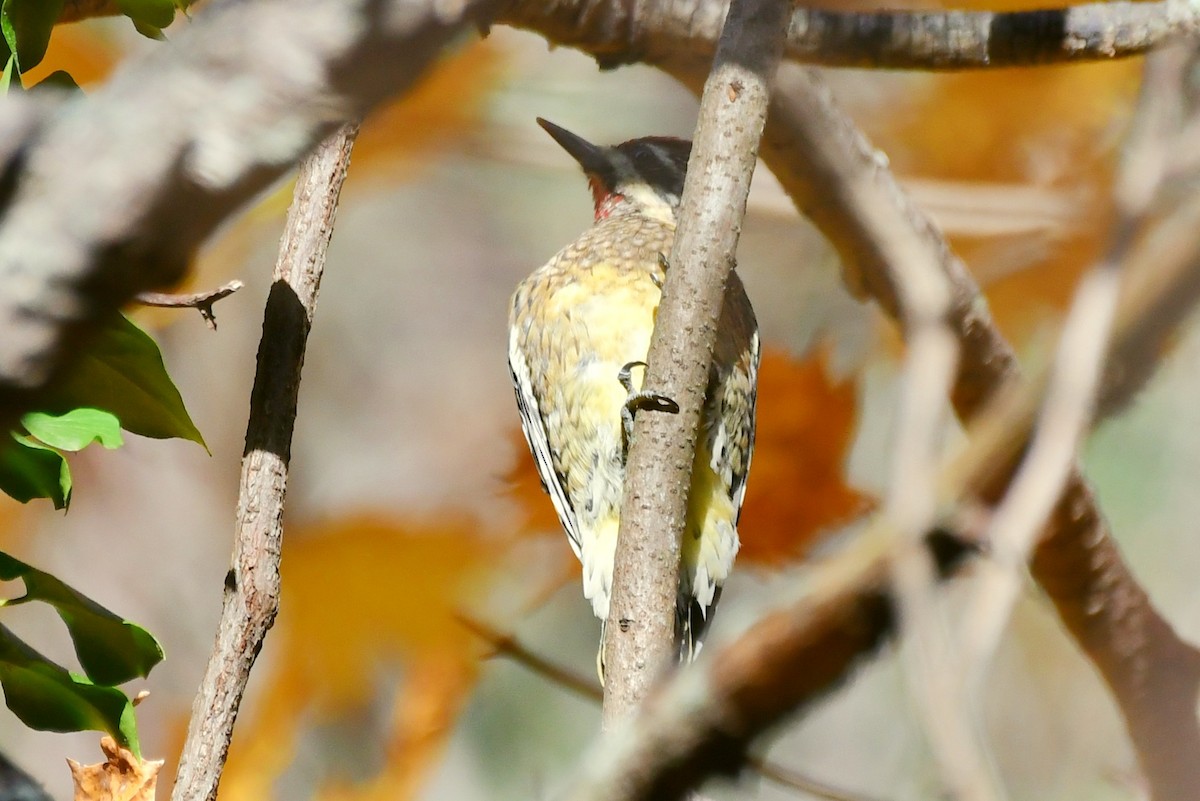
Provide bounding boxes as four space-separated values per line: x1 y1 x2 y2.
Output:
653 254 669 290
619 360 679 458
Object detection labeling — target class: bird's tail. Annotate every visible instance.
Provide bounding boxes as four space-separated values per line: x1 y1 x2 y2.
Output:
676 586 722 663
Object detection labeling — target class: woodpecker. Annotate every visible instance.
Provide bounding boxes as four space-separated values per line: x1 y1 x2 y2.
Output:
508 118 760 674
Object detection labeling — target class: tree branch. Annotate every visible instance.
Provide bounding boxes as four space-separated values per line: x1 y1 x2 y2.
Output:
460 614 890 801
603 0 789 725
0 0 496 427
497 0 1195 71
561 530 974 801
556 137 1200 796
955 44 1182 686
136 279 244 330
53 0 1200 69
732 63 1200 799
170 124 358 801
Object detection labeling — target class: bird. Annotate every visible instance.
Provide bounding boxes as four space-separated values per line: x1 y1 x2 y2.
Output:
507 118 760 677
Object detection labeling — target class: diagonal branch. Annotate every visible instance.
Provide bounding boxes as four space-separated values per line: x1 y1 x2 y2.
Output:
554 117 1200 796
741 65 1200 800
0 0 498 427
171 123 358 801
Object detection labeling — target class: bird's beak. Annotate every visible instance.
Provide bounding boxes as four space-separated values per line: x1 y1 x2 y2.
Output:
537 118 611 176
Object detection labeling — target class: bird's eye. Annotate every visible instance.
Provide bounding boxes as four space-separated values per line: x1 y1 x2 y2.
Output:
632 148 657 167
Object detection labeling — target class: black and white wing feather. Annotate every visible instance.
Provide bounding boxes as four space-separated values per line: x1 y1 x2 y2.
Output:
508 330 582 557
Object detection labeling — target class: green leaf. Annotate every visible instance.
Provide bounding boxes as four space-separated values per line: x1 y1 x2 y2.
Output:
0 0 65 72
27 68 79 93
0 625 139 756
22 409 123 452
0 434 69 508
1 53 15 95
116 0 174 29
0 552 164 686
40 314 206 449
130 19 163 40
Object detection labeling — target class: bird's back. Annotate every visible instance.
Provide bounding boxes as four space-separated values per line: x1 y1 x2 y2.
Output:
508 207 759 657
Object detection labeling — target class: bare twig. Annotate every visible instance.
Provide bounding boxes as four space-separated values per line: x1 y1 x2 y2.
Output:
751 759 891 801
136 279 244 330
559 529 952 801
457 614 602 703
171 124 358 801
943 174 1200 801
884 278 997 798
460 614 887 801
603 0 789 725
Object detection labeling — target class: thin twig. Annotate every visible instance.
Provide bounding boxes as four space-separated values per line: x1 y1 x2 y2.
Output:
457 614 601 703
459 613 889 801
171 124 358 801
603 0 790 726
136 279 244 330
887 327 999 799
751 759 891 801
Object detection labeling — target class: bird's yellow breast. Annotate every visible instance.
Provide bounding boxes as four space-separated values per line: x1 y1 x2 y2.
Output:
509 210 751 629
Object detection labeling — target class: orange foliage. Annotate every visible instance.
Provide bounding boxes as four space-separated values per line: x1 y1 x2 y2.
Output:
215 515 500 801
876 56 1139 335
737 348 870 563
22 23 118 87
506 347 869 566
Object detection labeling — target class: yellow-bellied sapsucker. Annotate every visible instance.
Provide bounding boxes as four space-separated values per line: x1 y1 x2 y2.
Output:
508 119 759 673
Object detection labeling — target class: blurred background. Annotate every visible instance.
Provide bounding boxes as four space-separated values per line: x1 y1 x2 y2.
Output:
3 4 1197 799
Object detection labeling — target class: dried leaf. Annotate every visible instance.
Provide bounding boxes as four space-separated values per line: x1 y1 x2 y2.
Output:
737 348 871 564
68 736 162 801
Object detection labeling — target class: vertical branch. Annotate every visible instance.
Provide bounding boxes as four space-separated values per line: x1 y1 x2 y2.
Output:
886 316 1001 798
170 123 359 801
602 0 790 725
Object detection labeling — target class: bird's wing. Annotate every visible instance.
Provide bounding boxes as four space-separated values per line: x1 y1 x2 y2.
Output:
732 328 761 520
508 330 583 558
710 269 760 522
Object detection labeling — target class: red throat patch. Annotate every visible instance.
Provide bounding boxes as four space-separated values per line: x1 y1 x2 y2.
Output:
587 174 624 220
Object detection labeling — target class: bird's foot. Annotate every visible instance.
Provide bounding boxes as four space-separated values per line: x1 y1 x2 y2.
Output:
619 360 679 458
653 254 669 290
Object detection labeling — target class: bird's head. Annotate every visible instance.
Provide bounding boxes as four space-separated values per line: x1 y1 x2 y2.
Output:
537 118 691 224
